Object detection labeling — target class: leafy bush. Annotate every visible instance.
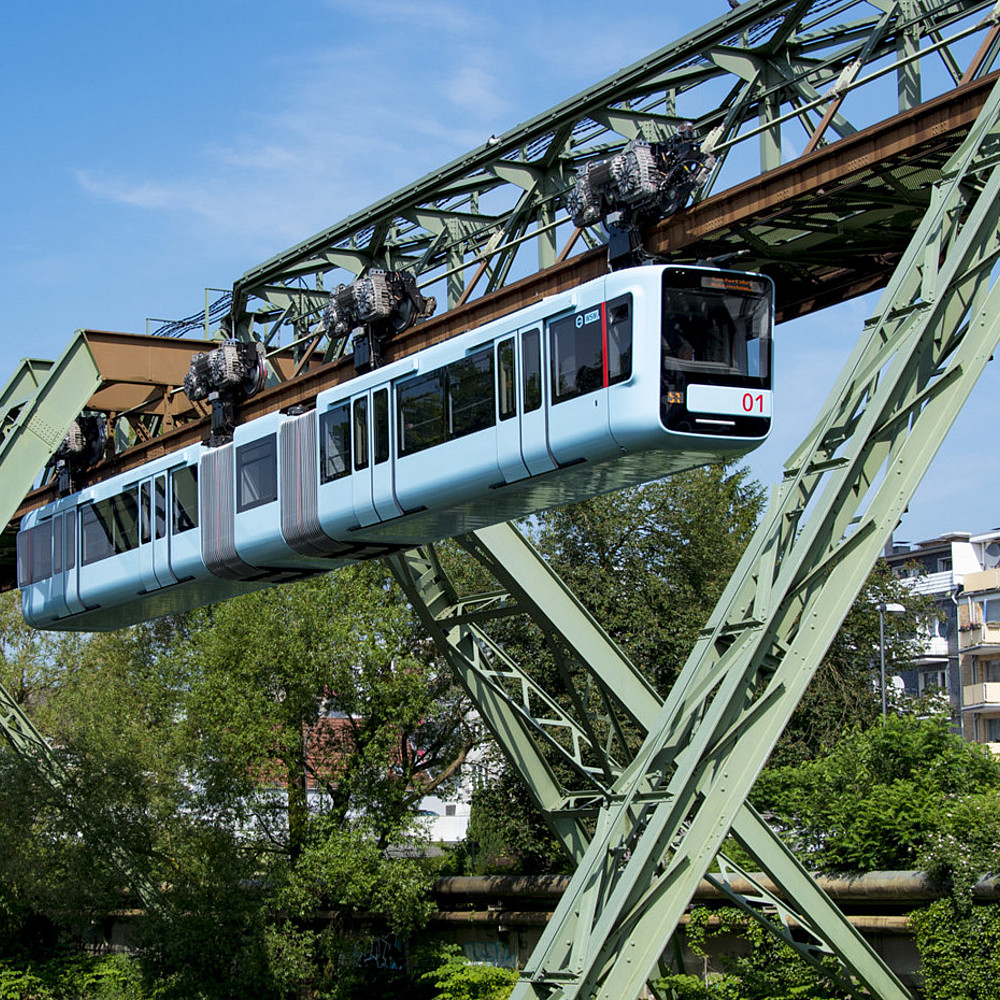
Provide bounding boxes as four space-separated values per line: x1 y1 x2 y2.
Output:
652 907 851 1000
0 954 146 1000
753 715 1000 872
420 946 518 1000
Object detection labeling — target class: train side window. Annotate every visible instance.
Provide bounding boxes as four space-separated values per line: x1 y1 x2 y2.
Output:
373 389 390 464
52 516 63 576
82 492 140 564
112 491 140 553
172 466 198 533
22 521 54 584
66 512 76 571
607 295 632 385
550 308 603 403
82 503 114 565
320 403 351 482
155 476 167 539
398 371 445 456
236 436 278 513
353 398 370 471
498 339 516 420
447 348 495 438
522 329 542 412
140 482 152 544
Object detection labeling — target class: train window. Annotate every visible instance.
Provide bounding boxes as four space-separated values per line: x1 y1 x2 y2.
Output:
498 339 516 420
172 466 198 533
448 349 495 438
550 307 604 403
398 371 445 456
82 504 112 564
140 482 152 544
236 436 278 513
607 295 632 385
155 476 167 539
114 492 140 553
320 403 351 482
82 491 140 565
523 329 542 412
661 273 770 377
52 516 62 576
353 398 370 471
66 512 76 571
20 520 54 584
373 389 390 464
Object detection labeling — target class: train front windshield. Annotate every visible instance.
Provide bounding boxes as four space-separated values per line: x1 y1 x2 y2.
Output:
662 270 771 379
660 268 773 438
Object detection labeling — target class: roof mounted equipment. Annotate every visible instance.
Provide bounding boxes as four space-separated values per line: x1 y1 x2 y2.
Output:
182 340 267 446
323 269 436 374
568 126 715 270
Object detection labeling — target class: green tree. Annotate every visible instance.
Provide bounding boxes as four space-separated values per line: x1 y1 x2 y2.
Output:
172 563 475 854
533 464 765 693
753 714 1000 872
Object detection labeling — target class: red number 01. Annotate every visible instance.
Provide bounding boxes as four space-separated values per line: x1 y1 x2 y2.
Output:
742 392 764 413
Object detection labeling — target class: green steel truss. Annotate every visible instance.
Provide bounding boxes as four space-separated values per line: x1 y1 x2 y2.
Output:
389 70 1000 999
0 333 102 567
224 0 998 363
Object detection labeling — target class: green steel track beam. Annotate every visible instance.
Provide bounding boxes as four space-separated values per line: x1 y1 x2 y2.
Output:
388 526 909 999
217 0 997 364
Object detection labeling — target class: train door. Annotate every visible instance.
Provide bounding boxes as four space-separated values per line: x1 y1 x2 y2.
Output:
517 326 558 475
544 303 614 465
138 473 178 591
349 393 381 527
495 337 529 482
369 387 404 520
59 511 85 615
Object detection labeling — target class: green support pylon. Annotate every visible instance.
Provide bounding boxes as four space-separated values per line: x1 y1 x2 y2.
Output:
389 525 910 1000
390 71 1000 1000
0 331 102 533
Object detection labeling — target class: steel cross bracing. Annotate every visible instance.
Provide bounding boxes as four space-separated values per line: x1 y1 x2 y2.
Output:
222 0 998 363
392 70 1000 999
387 530 909 998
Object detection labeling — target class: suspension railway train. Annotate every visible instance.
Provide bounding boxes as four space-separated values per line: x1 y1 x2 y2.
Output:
17 264 774 631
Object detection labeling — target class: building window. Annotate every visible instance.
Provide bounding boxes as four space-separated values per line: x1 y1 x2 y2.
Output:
986 717 1000 742
918 670 948 693
445 804 457 817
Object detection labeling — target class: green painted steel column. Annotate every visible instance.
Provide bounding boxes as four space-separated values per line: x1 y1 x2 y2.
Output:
0 330 101 532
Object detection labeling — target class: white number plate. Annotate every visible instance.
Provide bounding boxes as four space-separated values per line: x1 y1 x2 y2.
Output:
686 384 772 417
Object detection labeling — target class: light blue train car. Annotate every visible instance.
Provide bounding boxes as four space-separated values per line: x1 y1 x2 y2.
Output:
18 263 774 631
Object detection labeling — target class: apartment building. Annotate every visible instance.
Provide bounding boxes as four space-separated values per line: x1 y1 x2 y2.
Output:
884 528 1000 752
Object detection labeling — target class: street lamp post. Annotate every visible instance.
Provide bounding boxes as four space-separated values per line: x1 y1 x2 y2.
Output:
878 602 906 718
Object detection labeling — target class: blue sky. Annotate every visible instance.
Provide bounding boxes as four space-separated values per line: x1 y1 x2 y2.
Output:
2 1 997 546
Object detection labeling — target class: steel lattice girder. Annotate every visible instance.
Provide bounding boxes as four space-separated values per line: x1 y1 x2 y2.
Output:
387 529 909 998
388 67 1000 1000
494 70 1000 1000
225 0 997 359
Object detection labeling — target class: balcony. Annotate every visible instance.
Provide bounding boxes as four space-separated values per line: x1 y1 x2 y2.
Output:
958 622 1000 652
962 682 1000 708
903 570 954 596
